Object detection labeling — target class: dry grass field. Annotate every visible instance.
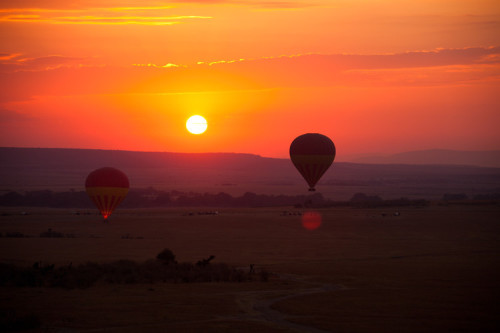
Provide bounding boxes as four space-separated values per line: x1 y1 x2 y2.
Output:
1 204 499 332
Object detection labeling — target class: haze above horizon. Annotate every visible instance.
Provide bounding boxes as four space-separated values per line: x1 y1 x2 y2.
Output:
1 0 499 158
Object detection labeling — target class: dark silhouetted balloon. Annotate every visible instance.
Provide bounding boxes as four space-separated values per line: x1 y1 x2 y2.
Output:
85 167 129 221
289 133 336 191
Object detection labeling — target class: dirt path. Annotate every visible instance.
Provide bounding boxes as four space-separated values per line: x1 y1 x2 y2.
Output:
44 274 345 332
228 273 346 332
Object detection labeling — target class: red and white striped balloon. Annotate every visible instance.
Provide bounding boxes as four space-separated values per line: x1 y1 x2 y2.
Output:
85 167 129 221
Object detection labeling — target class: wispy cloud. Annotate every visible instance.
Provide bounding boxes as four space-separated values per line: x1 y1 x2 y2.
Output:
125 46 500 91
133 63 187 68
191 47 500 70
0 108 34 121
1 47 499 104
4 47 500 73
0 54 102 74
172 0 321 9
0 6 212 25
0 53 22 60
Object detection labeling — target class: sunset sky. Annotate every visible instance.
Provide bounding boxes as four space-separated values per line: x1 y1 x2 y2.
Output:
1 0 499 159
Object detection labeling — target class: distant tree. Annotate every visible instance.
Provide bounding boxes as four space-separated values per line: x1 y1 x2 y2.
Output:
214 192 233 206
40 228 64 238
156 248 176 265
350 193 383 202
350 193 383 208
154 192 171 206
442 193 468 201
25 190 54 206
0 191 24 206
473 193 500 200
240 192 258 206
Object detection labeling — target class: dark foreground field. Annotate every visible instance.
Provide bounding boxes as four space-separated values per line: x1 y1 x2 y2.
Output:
1 204 499 332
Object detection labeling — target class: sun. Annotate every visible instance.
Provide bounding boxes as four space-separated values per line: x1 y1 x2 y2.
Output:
186 115 207 135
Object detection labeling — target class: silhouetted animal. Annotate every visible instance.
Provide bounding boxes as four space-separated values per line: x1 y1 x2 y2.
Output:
196 255 215 267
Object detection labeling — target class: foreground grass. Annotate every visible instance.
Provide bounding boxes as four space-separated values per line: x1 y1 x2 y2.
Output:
0 250 269 289
1 205 499 332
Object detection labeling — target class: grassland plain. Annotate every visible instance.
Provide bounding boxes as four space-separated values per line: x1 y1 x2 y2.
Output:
1 204 499 332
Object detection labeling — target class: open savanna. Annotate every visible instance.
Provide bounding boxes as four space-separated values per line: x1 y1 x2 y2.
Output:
1 204 499 332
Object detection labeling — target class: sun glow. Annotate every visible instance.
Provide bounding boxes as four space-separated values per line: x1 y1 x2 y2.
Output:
186 115 208 135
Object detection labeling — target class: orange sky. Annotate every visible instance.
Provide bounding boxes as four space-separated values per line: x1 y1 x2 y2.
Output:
1 0 499 159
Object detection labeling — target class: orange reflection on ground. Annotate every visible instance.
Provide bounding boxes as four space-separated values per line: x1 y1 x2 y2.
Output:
301 211 322 230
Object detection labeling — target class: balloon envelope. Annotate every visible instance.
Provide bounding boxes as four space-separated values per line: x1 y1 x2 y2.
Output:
289 133 336 191
85 167 129 220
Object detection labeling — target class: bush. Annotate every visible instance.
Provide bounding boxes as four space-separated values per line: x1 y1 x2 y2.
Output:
40 228 64 238
260 270 270 282
4 231 25 238
0 310 41 331
442 193 468 201
156 248 176 265
0 249 267 289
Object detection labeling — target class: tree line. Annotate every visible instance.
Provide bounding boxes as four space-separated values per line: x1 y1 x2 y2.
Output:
0 189 327 208
0 248 268 290
1 188 496 209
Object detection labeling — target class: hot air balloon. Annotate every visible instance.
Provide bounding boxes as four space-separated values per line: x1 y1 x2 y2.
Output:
289 133 336 191
85 167 129 221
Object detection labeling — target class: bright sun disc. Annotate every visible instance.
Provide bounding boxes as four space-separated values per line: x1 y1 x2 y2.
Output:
186 115 207 134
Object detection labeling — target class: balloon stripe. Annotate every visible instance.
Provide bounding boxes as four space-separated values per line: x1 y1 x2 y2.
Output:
95 195 104 213
109 195 123 216
293 161 331 188
303 164 313 187
299 164 313 187
108 195 116 212
290 154 335 165
315 164 327 181
310 164 324 187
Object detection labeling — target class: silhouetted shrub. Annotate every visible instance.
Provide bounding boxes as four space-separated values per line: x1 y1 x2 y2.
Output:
0 250 266 289
350 193 383 208
442 193 468 201
104 260 140 284
40 228 64 238
473 193 500 200
156 248 176 265
350 193 383 202
260 270 270 282
0 263 41 287
5 231 25 238
0 310 41 332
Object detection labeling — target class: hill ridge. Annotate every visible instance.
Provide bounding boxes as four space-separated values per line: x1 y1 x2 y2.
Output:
1 147 500 201
350 148 500 168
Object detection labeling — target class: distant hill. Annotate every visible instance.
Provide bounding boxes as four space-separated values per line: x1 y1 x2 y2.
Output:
351 149 500 168
1 147 500 201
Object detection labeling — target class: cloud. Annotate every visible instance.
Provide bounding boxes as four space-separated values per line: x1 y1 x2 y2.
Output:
0 54 97 72
229 46 500 70
0 6 212 25
170 0 321 9
133 63 186 68
1 47 498 104
0 108 35 121
248 1 321 9
184 46 500 88
0 53 22 60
